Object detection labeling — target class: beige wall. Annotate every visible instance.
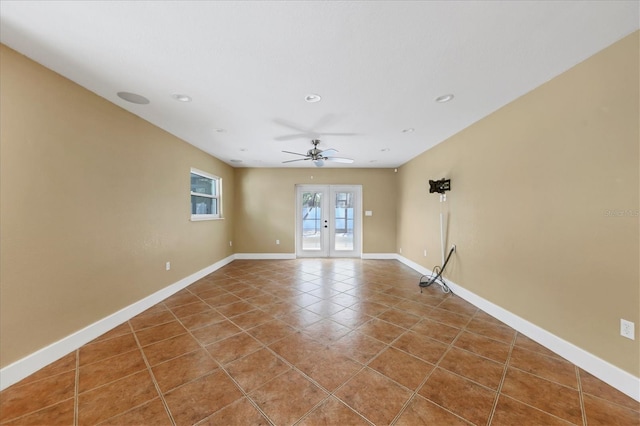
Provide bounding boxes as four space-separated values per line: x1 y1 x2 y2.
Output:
397 32 639 375
2 31 638 380
233 168 397 254
0 46 235 367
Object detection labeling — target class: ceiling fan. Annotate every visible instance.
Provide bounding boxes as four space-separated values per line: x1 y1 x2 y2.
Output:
282 139 354 167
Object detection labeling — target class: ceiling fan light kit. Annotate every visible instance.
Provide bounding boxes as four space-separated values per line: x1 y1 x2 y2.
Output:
282 139 354 167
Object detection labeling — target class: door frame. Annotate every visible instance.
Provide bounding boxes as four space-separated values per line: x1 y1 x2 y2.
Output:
295 184 362 258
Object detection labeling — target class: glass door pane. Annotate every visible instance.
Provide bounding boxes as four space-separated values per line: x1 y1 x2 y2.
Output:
301 191 323 251
297 184 360 258
333 191 354 251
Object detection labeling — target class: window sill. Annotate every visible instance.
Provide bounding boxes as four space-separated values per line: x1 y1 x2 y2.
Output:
191 215 224 222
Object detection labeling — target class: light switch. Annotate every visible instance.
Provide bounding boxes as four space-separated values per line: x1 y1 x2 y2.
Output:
365 211 373 216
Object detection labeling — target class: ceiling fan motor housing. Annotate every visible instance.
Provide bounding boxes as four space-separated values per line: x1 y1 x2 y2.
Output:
281 139 354 166
309 140 323 159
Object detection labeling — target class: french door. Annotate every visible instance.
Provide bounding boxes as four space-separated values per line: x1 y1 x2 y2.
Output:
296 185 362 258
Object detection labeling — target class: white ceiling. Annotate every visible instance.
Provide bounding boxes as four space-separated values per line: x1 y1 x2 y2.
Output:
1 1 638 168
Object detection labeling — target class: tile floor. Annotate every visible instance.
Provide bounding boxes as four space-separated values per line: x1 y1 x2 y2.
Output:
1 259 638 425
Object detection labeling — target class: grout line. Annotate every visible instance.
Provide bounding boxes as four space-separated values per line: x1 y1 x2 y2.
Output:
495 393 581 425
314 365 373 425
74 324 176 425
577 366 588 426
486 331 517 425
389 327 464 425
1 399 75 425
506 363 584 391
209 359 279 426
221 285 358 422
74 349 79 426
244 298 378 424
578 388 640 414
14 259 624 425
2 361 84 426
336 283 460 423
168 289 276 426
129 321 177 426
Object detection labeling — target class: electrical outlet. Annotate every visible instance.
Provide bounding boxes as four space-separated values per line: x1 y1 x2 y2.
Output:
399 248 402 254
165 261 171 271
621 319 635 340
451 244 456 252
423 249 427 257
276 239 280 245
229 241 232 247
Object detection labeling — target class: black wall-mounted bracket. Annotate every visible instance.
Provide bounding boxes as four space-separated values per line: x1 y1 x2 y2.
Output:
429 178 451 194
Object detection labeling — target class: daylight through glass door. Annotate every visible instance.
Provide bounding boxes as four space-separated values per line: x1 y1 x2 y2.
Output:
301 190 323 251
296 185 361 258
333 190 354 252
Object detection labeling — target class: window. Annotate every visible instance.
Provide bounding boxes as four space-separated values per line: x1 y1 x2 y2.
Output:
190 168 222 220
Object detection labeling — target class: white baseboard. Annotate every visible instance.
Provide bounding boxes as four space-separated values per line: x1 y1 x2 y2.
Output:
234 253 296 260
4 253 638 402
361 253 398 260
0 255 235 391
395 255 640 402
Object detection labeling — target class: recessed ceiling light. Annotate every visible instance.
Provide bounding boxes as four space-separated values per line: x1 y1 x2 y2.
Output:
401 128 414 133
435 94 454 103
304 94 322 103
117 92 149 105
172 94 192 102
229 159 243 163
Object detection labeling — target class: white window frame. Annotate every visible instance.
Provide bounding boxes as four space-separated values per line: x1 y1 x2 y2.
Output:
190 168 222 221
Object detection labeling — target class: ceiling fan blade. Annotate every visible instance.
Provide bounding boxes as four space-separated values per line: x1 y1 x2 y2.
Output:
324 157 354 164
311 113 337 130
319 132 359 137
273 118 309 133
278 132 356 141
282 158 310 163
281 150 308 156
313 159 325 167
275 133 317 142
320 148 338 156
